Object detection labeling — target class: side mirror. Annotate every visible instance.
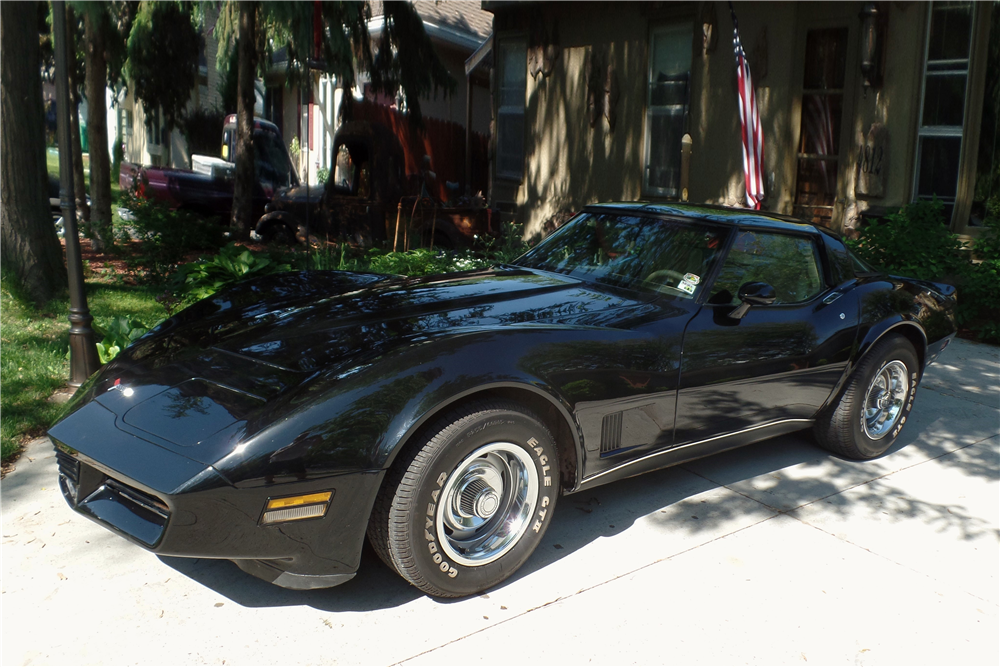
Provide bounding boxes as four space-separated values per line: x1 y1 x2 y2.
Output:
728 281 777 319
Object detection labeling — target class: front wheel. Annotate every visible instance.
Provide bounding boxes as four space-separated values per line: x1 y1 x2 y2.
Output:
814 334 920 459
368 400 559 598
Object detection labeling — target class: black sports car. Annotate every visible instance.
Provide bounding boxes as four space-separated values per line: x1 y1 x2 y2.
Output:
50 203 957 598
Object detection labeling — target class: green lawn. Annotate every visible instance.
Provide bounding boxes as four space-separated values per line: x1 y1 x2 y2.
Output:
0 274 165 464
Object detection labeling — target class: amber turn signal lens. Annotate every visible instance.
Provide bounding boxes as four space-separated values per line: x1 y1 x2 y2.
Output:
265 491 333 510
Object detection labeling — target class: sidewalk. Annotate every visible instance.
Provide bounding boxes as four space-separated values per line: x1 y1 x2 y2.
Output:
2 338 997 665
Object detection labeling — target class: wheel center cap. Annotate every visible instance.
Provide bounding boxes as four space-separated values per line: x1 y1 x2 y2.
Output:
475 490 500 518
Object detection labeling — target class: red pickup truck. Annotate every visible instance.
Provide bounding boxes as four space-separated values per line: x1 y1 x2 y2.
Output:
119 116 297 224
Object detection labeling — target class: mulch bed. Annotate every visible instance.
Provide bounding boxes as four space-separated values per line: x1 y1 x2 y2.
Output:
63 237 272 284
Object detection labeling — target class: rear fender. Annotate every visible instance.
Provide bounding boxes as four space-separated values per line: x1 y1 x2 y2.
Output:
857 319 928 370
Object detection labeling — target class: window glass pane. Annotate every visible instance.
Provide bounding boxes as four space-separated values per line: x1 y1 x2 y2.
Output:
497 112 524 177
515 213 726 297
645 24 692 195
649 75 689 107
922 74 969 126
917 135 962 198
501 41 526 87
711 232 824 305
651 26 692 80
927 1 973 62
798 94 844 155
646 111 685 193
802 28 848 90
497 40 526 179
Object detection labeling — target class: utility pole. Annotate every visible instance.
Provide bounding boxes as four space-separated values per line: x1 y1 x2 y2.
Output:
53 0 100 386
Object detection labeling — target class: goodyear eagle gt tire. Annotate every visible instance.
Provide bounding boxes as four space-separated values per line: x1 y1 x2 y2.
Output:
368 400 559 598
814 334 920 460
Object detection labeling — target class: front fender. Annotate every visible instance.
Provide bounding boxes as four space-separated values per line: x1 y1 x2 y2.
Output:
214 327 597 491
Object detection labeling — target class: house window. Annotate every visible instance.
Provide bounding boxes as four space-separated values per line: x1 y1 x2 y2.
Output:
497 39 527 180
913 1 975 223
644 24 693 198
793 27 849 226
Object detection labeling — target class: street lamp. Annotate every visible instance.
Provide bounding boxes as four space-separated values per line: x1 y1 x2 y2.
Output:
52 0 100 387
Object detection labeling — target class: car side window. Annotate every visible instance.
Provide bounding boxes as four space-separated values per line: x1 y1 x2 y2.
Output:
710 231 824 305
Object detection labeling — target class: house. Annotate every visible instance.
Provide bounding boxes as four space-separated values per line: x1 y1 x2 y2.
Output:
484 1 997 241
119 4 233 169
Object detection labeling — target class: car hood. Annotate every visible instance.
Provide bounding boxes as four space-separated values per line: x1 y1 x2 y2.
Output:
128 267 656 375
60 267 661 460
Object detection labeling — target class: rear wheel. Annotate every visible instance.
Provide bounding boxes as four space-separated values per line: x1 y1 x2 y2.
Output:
368 400 558 598
814 334 920 459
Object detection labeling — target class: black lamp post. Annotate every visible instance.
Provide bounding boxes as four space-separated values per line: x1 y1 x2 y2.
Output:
52 0 100 387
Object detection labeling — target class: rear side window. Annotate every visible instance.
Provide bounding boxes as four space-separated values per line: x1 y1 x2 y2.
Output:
821 231 854 285
711 231 824 305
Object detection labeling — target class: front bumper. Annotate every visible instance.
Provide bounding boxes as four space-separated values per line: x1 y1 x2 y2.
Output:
49 403 384 590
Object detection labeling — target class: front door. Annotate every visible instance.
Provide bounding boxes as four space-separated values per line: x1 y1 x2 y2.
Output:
792 20 857 228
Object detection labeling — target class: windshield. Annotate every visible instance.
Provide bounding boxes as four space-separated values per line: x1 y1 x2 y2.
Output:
253 130 298 190
514 212 728 298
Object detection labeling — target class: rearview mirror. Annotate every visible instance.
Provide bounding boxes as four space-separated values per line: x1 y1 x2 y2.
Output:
728 282 777 319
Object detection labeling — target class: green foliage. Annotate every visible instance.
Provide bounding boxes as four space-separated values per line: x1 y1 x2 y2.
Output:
125 1 200 131
94 316 150 364
115 186 226 283
65 315 151 364
477 222 533 264
365 247 489 276
317 167 330 184
850 199 1000 343
169 242 292 301
288 136 301 160
180 107 226 158
848 199 965 280
958 213 1000 343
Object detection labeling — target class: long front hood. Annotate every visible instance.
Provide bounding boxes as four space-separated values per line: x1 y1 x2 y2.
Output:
123 267 655 375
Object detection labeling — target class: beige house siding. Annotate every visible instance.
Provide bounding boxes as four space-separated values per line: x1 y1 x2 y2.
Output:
489 1 985 238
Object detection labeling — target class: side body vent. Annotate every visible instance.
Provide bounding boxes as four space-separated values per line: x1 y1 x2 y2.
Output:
600 411 623 454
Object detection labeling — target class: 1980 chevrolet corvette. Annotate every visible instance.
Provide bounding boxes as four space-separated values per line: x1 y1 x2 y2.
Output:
50 203 957 597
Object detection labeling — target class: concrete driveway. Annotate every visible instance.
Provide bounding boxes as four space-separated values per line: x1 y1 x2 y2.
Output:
3 338 997 666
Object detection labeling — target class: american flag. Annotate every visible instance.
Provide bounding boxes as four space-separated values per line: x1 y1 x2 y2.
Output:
730 3 765 209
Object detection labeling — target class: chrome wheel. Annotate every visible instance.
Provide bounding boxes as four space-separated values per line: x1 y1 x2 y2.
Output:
861 360 909 440
437 442 539 567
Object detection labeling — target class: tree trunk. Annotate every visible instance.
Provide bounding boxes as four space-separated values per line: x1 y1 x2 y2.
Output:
1 1 68 305
66 6 90 224
84 10 113 251
230 0 257 237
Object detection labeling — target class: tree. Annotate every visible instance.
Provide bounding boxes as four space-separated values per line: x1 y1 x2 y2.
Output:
230 1 258 236
215 0 456 238
125 2 201 132
80 4 113 250
65 7 90 224
74 1 135 252
1 1 68 305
